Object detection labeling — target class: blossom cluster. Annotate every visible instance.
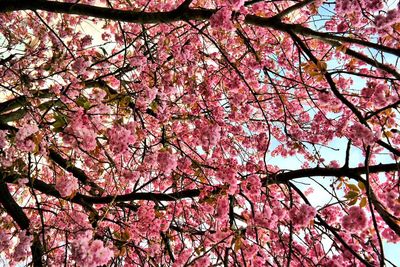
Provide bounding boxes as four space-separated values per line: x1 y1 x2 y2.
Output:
210 8 234 30
216 196 229 219
107 124 135 155
289 204 316 227
241 175 261 201
342 206 367 232
15 122 39 152
335 0 383 14
157 150 178 175
347 122 377 146
380 190 400 217
13 231 32 263
374 8 400 29
55 172 79 198
71 232 113 267
71 57 90 75
0 130 7 149
63 109 97 151
198 123 221 148
0 229 10 253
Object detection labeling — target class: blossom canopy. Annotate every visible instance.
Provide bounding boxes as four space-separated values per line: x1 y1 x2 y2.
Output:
0 0 400 266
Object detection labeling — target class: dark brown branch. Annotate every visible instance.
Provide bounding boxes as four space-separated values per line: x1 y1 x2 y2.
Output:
0 179 30 230
272 0 315 20
48 148 104 195
289 182 374 266
0 179 44 266
1 0 398 80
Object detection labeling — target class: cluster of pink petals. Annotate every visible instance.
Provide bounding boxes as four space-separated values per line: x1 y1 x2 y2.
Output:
71 57 89 75
227 0 245 11
157 150 178 175
13 231 32 263
55 173 79 198
381 190 400 217
199 123 221 148
210 7 234 30
107 125 135 155
241 175 261 201
289 204 316 227
216 197 229 219
375 8 400 29
71 232 113 267
173 249 193 267
336 0 383 14
0 230 10 253
15 122 39 152
342 206 367 232
0 130 7 149
63 109 97 151
382 228 400 243
347 122 377 146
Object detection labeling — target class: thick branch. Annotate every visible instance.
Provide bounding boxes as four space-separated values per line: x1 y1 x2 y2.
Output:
0 179 43 267
1 0 398 80
0 179 30 230
48 149 104 194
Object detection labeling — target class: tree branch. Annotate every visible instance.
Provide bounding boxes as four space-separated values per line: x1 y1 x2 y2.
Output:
0 179 43 267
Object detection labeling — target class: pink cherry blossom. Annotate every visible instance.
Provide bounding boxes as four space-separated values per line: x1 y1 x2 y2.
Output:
342 206 368 232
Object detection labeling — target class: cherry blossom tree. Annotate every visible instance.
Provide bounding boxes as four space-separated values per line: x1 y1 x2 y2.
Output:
1 0 400 266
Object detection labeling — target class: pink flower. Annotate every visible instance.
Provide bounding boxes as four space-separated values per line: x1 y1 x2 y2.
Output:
382 228 400 243
342 206 367 232
290 204 316 227
228 0 245 11
15 122 39 152
210 8 234 30
0 230 10 252
71 233 113 267
108 125 135 155
199 123 221 148
55 173 79 197
13 230 32 262
242 174 261 201
173 249 193 267
347 122 377 146
157 150 178 175
216 197 229 219
80 35 93 47
0 130 7 149
89 240 114 266
71 57 89 74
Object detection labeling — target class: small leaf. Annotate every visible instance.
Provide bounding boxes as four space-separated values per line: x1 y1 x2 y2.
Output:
344 191 358 199
233 237 242 253
359 197 367 208
347 183 360 192
121 230 130 241
76 95 91 110
150 100 158 112
336 181 343 190
316 61 327 72
336 45 347 53
118 246 127 256
119 96 131 107
348 198 358 206
358 181 366 191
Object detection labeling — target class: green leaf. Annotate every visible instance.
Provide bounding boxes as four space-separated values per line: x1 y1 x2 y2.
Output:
348 198 358 206
347 183 360 192
344 191 358 199
76 95 91 110
358 181 366 191
52 113 68 132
